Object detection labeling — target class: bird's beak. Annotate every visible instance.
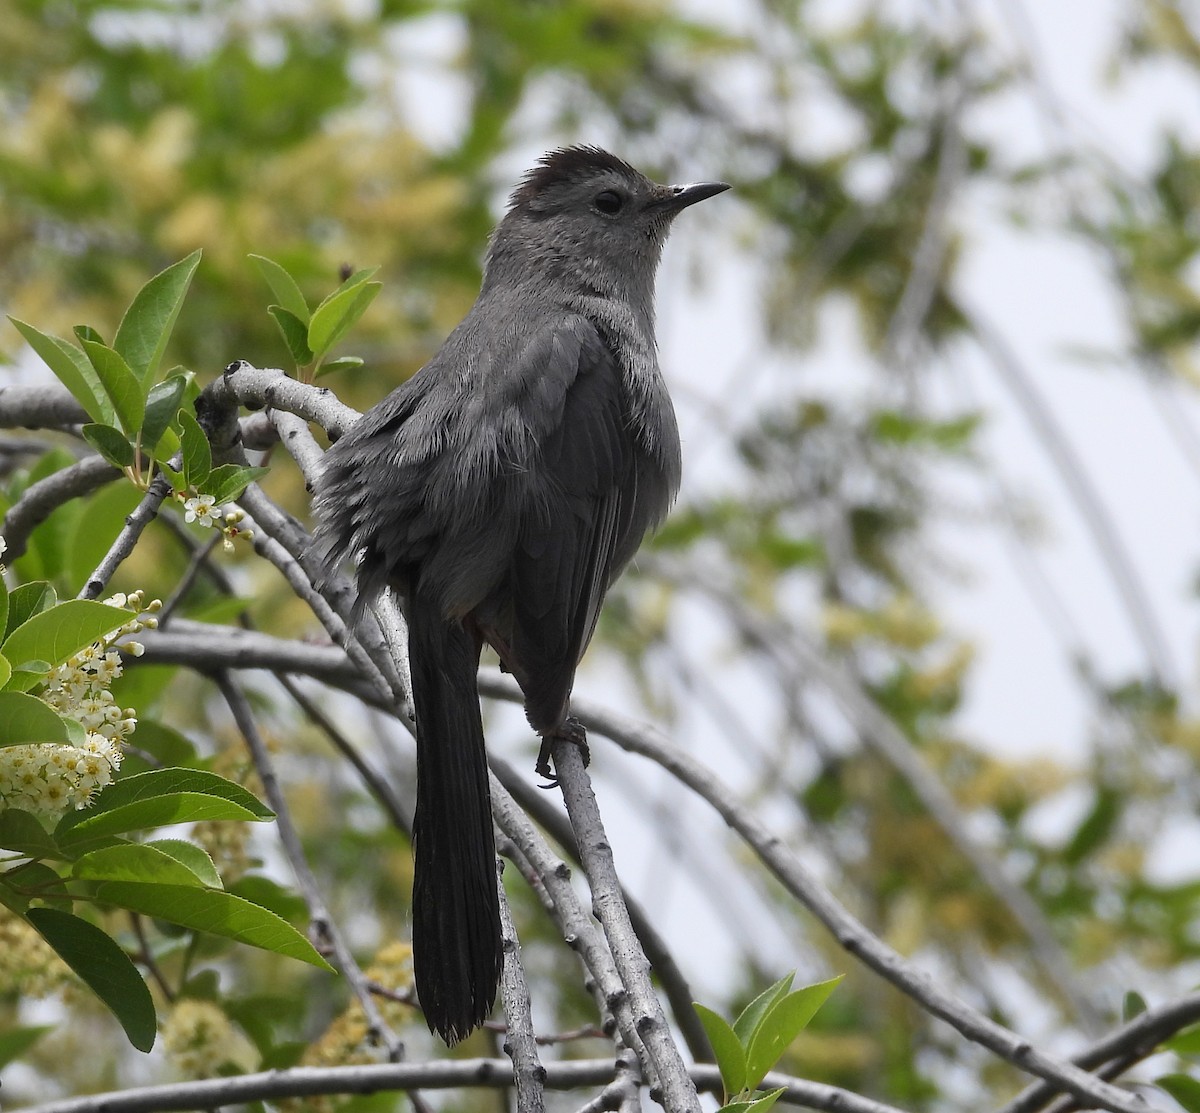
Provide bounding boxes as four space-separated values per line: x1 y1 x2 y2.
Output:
652 180 732 213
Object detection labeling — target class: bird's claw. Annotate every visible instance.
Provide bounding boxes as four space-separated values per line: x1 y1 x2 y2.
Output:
535 716 590 788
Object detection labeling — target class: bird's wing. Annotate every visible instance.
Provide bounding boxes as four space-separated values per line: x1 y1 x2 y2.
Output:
500 317 660 733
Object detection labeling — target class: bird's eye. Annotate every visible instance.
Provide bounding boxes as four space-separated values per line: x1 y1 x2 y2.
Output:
594 190 624 215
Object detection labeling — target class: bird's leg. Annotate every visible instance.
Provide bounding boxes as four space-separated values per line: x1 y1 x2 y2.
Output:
536 716 590 788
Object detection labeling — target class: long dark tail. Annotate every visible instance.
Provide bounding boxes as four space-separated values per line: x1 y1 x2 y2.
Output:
407 595 502 1045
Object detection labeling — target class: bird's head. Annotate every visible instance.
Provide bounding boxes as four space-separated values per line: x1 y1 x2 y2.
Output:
484 146 729 295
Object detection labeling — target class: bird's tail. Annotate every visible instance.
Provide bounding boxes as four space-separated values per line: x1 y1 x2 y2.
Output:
407 594 503 1045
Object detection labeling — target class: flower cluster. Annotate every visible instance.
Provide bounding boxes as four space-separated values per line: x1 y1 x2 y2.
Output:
181 494 252 553
161 999 259 1078
0 591 160 821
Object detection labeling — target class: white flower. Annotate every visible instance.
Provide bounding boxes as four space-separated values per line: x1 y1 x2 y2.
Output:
0 534 6 558
184 495 218 528
92 652 123 684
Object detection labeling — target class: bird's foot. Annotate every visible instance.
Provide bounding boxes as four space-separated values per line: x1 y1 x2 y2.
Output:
536 716 590 788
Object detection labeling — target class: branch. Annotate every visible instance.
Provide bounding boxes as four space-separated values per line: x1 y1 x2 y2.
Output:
213 671 405 1059
138 622 356 682
495 859 547 1113
490 777 650 1070
491 753 712 1062
549 694 1161 1113
235 486 403 707
999 991 1200 1113
19 1058 913 1113
551 738 702 1112
713 583 1099 1028
203 360 360 440
131 624 1153 1111
78 472 172 600
0 383 88 428
1 455 121 560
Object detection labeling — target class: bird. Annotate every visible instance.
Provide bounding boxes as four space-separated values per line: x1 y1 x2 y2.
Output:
313 145 729 1045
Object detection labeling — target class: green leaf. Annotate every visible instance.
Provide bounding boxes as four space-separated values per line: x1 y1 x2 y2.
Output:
0 656 10 689
73 324 105 346
80 339 144 436
307 280 381 361
177 409 212 488
1 600 131 674
871 410 981 451
114 249 202 388
141 374 189 451
8 318 113 424
57 795 266 847
695 1003 747 1097
1158 1073 1200 1113
268 305 315 365
158 459 188 493
0 809 61 859
1064 786 1121 864
230 874 308 923
1167 1025 1200 1057
155 425 180 461
3 582 57 641
206 463 270 505
8 862 72 911
0 578 8 647
26 906 156 1051
1122 990 1148 1022
146 839 223 888
0 692 71 745
745 977 842 1091
251 254 310 322
94 882 333 970
744 1088 786 1113
733 972 795 1044
73 841 216 887
0 1025 53 1068
94 767 273 816
54 767 273 846
314 355 363 379
82 423 135 469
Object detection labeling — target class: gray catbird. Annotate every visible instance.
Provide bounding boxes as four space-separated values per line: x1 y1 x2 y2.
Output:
313 146 729 1045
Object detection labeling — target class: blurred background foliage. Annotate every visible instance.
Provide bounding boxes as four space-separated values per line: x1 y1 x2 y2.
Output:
4 0 1200 1108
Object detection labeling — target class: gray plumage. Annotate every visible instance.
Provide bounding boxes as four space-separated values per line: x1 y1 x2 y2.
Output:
312 145 728 1045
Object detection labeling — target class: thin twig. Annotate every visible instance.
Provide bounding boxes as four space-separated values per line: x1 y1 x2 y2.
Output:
492 752 712 1062
158 530 224 624
551 739 701 1113
234 488 401 707
78 473 173 600
129 913 174 1003
131 625 1169 1111
998 991 1200 1113
213 671 405 1061
555 692 1158 1113
574 1048 642 1113
274 672 411 834
495 858 547 1113
490 780 650 1077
